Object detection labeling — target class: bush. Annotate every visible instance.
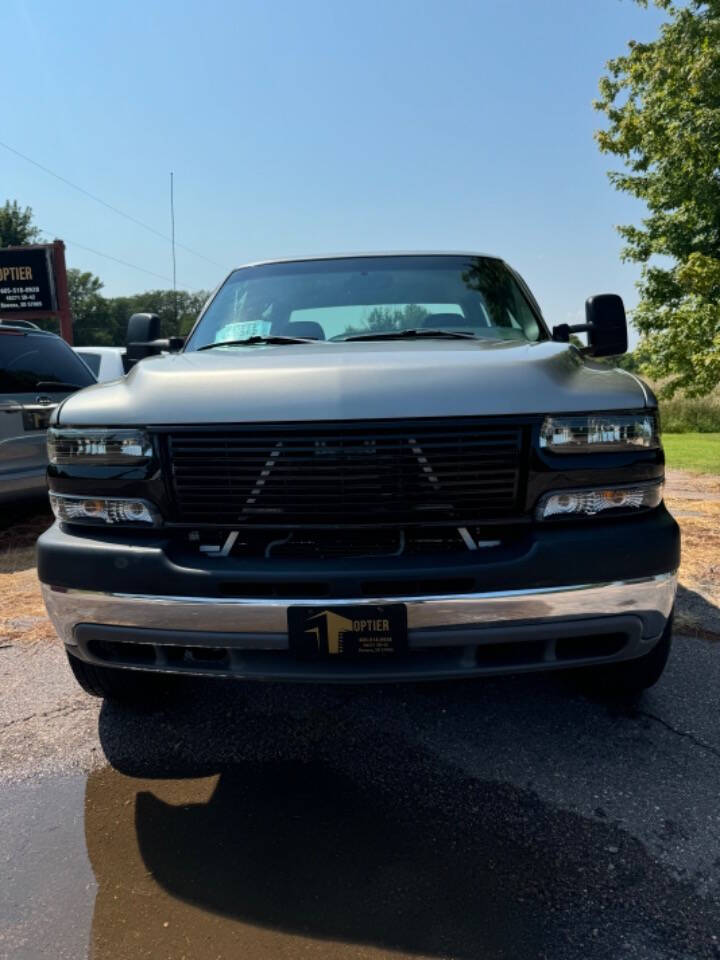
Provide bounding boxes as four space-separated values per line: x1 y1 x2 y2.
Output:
658 391 720 433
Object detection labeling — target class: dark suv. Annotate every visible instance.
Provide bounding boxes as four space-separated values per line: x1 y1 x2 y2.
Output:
0 323 95 505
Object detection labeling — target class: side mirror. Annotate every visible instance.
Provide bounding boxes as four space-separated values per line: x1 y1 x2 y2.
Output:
552 294 628 358
126 312 161 345
585 294 628 357
125 312 164 372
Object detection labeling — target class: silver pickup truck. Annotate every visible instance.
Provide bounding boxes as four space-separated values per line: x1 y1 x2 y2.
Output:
38 253 679 702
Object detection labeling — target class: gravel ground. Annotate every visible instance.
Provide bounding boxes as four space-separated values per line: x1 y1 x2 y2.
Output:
1 477 719 960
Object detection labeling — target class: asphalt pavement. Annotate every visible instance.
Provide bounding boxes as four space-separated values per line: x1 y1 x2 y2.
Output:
1 628 720 960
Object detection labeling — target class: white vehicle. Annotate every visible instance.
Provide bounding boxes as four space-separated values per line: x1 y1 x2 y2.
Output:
73 346 126 382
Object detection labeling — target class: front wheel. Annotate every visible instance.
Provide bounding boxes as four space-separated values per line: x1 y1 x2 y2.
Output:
66 651 178 705
579 612 673 698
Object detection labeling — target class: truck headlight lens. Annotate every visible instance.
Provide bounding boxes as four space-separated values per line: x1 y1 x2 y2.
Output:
49 493 159 525
47 428 153 465
539 414 659 453
536 481 663 520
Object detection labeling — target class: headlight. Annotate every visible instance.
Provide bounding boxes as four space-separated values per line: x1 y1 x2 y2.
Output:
539 414 659 453
47 428 153 465
536 480 663 520
49 493 159 525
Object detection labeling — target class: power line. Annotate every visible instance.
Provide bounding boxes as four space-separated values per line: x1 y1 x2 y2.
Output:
38 227 176 283
0 139 227 270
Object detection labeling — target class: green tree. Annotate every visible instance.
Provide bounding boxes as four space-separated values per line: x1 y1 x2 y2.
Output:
0 200 42 247
107 288 209 340
67 281 209 345
67 269 116 344
595 0 720 396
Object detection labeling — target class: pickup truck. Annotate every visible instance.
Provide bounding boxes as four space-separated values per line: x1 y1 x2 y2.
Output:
38 253 679 702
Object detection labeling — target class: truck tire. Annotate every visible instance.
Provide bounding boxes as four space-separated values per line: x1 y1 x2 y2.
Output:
580 612 673 698
66 651 176 704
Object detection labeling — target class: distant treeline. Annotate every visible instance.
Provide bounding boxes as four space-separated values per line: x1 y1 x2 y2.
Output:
34 268 210 346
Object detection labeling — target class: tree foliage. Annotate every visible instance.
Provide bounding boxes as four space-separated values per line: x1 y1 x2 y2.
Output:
0 200 42 246
67 269 107 341
595 0 720 395
65 273 209 345
31 267 208 344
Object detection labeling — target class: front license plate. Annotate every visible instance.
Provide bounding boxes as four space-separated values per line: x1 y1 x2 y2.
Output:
288 604 408 659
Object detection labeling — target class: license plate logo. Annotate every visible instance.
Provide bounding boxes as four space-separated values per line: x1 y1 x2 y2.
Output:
288 605 407 658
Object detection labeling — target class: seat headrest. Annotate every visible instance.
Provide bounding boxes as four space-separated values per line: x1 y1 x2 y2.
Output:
285 320 325 340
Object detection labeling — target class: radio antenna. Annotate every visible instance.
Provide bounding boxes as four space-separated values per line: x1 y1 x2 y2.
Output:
170 171 178 328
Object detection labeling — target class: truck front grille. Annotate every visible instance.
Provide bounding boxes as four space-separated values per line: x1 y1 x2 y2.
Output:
164 419 527 527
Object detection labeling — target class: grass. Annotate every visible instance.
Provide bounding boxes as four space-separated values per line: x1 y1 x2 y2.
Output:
663 433 720 474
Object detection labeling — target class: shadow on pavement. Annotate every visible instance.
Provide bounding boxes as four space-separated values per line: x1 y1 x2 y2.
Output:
84 676 719 959
675 583 720 639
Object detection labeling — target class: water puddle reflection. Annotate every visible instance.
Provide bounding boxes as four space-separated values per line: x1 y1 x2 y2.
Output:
83 760 521 959
3 758 529 959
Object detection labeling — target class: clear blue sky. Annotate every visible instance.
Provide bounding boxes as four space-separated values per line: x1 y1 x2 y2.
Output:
4 0 666 339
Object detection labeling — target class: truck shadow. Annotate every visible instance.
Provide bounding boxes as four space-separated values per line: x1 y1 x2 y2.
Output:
87 672 717 959
675 583 720 639
85 758 539 958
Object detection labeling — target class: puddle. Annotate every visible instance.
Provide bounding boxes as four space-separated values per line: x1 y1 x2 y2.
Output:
1 764 538 960
3 677 720 959
83 762 534 959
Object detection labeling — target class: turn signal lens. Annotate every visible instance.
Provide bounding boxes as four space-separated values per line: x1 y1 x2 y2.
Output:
536 481 663 520
49 494 159 525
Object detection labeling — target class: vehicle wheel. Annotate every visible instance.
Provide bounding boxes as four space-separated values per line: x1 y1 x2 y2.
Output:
66 651 177 704
580 612 673 698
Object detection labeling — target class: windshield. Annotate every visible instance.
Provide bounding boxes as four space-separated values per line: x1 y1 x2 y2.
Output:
186 255 545 349
76 351 102 376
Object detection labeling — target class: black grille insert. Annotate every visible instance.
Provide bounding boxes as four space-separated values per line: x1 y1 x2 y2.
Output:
165 419 526 527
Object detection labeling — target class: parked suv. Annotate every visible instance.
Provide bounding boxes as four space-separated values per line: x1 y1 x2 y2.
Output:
0 323 95 506
38 254 679 701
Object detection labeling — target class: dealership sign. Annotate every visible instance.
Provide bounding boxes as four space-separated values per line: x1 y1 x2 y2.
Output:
0 247 57 312
0 241 73 343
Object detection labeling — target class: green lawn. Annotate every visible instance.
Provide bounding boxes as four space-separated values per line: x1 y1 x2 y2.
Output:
663 433 720 474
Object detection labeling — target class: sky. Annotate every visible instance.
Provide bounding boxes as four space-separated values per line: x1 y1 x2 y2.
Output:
3 0 667 341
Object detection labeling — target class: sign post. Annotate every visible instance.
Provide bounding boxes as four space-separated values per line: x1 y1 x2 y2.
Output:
0 240 73 344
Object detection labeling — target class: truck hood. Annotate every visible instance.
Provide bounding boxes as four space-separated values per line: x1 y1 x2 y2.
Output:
58 339 650 425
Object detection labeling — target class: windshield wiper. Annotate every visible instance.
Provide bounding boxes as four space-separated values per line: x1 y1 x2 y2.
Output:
343 328 478 342
197 335 317 351
36 381 89 391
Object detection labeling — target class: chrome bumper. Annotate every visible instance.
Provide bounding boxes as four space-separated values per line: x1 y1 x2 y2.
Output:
42 575 677 681
43 573 676 645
